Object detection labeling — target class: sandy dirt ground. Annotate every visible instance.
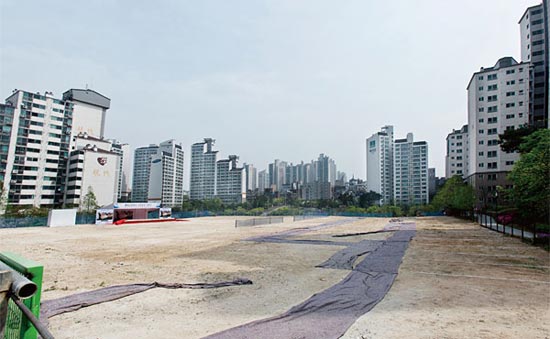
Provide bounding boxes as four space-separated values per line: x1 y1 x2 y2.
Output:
1 216 549 339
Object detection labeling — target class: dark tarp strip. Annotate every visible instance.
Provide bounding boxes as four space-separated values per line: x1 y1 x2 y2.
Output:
251 236 351 246
316 240 384 270
332 229 395 238
41 278 252 320
204 225 415 339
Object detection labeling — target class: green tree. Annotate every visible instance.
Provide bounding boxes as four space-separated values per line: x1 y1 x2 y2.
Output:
498 125 536 153
358 191 382 208
0 180 6 215
507 129 550 223
82 186 99 212
432 175 475 215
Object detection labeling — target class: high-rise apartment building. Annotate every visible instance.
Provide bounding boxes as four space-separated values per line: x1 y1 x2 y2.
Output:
466 57 530 205
0 90 72 206
268 159 287 192
148 140 184 207
0 89 113 207
366 125 394 205
132 144 159 202
445 125 469 178
189 138 217 200
519 2 548 128
216 155 246 204
244 163 257 192
109 139 132 202
393 133 429 205
258 170 269 192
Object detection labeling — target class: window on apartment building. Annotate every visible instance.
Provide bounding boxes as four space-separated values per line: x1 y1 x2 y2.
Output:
478 151 484 156
519 67 523 72
506 114 515 119
506 80 516 85
518 90 524 95
533 40 544 45
488 139 499 146
532 50 545 56
487 84 498 91
478 86 484 91
479 118 484 123
479 97 484 101
478 75 484 80
506 91 515 96
506 126 515 131
533 29 544 35
518 113 524 118
478 107 484 112
488 95 497 102
506 69 515 74
488 106 498 113
487 128 498 135
488 162 497 169
487 151 497 158
457 142 462 146
479 163 484 168
457 156 462 160
457 149 463 153
478 129 484 134
479 140 484 145
519 101 523 106
488 117 498 123
487 74 497 80
505 161 514 166
506 103 516 108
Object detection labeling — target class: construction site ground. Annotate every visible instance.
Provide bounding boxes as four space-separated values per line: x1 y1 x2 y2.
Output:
1 216 548 338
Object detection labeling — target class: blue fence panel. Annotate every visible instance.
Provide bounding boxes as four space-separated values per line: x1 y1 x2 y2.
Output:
172 210 214 219
0 217 48 228
75 214 96 225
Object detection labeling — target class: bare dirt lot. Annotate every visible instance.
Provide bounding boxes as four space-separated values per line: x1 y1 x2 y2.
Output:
1 216 549 339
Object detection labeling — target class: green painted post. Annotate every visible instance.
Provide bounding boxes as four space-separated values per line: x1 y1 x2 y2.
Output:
0 252 43 339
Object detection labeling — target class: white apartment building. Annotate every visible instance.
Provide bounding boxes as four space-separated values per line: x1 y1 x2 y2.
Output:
258 170 268 192
519 2 548 127
445 125 469 178
366 125 394 205
0 90 73 207
216 155 246 204
189 138 218 200
62 89 111 148
466 57 530 206
132 144 159 202
147 140 184 207
393 133 429 205
65 134 119 208
109 139 132 202
244 163 257 192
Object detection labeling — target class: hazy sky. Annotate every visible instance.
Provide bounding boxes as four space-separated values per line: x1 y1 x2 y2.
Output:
0 0 538 187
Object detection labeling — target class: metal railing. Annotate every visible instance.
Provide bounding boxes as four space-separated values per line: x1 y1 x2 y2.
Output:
0 252 46 339
235 217 285 227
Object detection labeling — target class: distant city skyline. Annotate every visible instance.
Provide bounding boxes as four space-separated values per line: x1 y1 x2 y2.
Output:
0 0 538 184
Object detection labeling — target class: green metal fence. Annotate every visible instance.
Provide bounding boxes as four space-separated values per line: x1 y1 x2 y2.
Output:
1 252 43 339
